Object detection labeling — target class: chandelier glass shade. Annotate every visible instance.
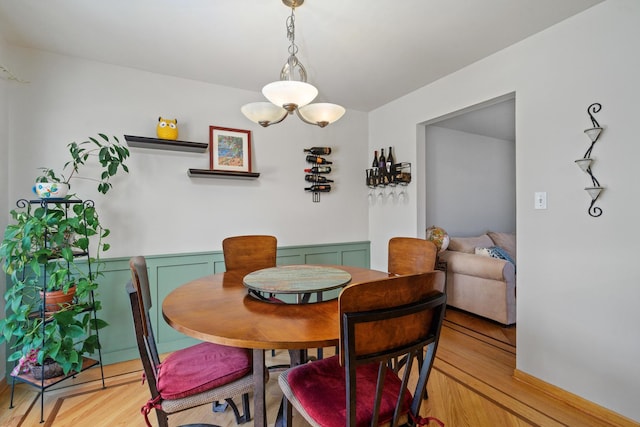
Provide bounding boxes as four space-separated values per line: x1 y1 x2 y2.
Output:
241 102 288 127
298 103 346 126
241 0 345 128
262 81 318 111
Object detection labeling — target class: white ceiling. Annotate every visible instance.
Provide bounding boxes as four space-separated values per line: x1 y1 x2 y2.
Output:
0 0 603 112
431 98 516 142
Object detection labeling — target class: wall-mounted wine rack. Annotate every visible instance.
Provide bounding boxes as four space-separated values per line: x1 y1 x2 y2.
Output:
365 162 411 188
304 147 333 202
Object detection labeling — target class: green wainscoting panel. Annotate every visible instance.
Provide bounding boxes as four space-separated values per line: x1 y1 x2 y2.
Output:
341 248 369 267
93 258 140 365
3 241 370 376
155 256 214 346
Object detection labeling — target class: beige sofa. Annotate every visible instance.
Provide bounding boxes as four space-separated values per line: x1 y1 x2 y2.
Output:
438 232 516 326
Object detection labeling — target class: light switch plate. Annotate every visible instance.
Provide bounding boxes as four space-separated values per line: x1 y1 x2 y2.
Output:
535 192 547 209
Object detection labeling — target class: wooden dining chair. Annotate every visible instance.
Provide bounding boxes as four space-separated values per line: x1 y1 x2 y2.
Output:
388 237 443 388
222 235 277 273
278 272 447 427
127 256 253 427
388 236 438 276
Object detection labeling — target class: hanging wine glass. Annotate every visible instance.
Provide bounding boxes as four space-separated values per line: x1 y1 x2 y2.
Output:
388 181 397 201
398 182 408 201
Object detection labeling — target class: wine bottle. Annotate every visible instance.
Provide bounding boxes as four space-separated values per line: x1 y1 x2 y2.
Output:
372 150 379 168
387 146 395 178
378 148 386 169
304 166 332 174
306 155 333 164
305 185 331 192
305 174 334 183
304 147 332 155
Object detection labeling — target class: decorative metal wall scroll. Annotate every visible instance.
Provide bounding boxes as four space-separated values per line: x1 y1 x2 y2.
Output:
575 103 605 217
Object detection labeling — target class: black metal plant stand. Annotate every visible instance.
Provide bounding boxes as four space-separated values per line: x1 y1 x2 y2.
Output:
7 198 105 423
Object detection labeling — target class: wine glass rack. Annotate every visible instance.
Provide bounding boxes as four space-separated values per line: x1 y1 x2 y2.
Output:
365 162 411 200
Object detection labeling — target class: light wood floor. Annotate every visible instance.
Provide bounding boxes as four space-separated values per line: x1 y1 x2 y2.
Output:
0 309 635 427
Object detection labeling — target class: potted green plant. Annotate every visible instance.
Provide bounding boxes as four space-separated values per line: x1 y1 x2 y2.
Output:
0 133 130 378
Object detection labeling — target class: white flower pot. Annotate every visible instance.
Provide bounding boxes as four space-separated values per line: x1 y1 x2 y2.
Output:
33 182 70 199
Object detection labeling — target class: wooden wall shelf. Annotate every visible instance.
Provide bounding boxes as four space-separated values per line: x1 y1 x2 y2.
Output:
188 169 260 179
124 135 208 153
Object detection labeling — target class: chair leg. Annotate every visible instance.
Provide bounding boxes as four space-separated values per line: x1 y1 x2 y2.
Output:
212 400 228 412
283 395 293 427
421 343 437 400
156 409 170 427
241 393 251 423
224 394 251 424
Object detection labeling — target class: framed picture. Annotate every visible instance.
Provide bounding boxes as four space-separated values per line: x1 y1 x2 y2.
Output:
209 126 252 172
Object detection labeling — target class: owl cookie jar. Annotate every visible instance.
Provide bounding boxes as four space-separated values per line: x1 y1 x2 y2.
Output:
157 117 178 140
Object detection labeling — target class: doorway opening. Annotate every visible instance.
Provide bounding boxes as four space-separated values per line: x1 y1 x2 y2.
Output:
416 92 516 339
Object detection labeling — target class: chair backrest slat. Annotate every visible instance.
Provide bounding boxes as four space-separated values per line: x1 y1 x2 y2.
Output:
388 237 437 276
222 235 277 272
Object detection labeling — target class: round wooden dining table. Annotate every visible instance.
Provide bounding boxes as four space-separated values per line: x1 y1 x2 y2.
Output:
162 264 392 427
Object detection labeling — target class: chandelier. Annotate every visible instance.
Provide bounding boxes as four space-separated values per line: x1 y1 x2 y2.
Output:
241 0 345 128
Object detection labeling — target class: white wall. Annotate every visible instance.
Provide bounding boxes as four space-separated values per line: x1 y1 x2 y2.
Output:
5 48 369 259
0 34 10 380
369 0 640 421
424 126 515 236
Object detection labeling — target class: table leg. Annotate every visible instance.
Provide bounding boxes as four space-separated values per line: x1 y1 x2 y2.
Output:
288 349 305 366
253 349 266 427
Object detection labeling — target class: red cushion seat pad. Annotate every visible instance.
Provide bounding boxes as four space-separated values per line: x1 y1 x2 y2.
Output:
157 342 252 400
286 355 412 427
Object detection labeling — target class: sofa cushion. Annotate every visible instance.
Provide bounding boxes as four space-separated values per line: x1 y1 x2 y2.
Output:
487 232 516 261
448 234 493 254
439 250 514 281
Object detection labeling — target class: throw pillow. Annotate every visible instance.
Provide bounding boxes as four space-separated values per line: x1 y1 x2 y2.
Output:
426 225 450 252
476 246 516 267
474 247 492 257
487 232 516 261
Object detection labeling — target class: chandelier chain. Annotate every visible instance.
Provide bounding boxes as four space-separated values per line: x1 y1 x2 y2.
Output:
280 5 306 82
286 8 298 57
